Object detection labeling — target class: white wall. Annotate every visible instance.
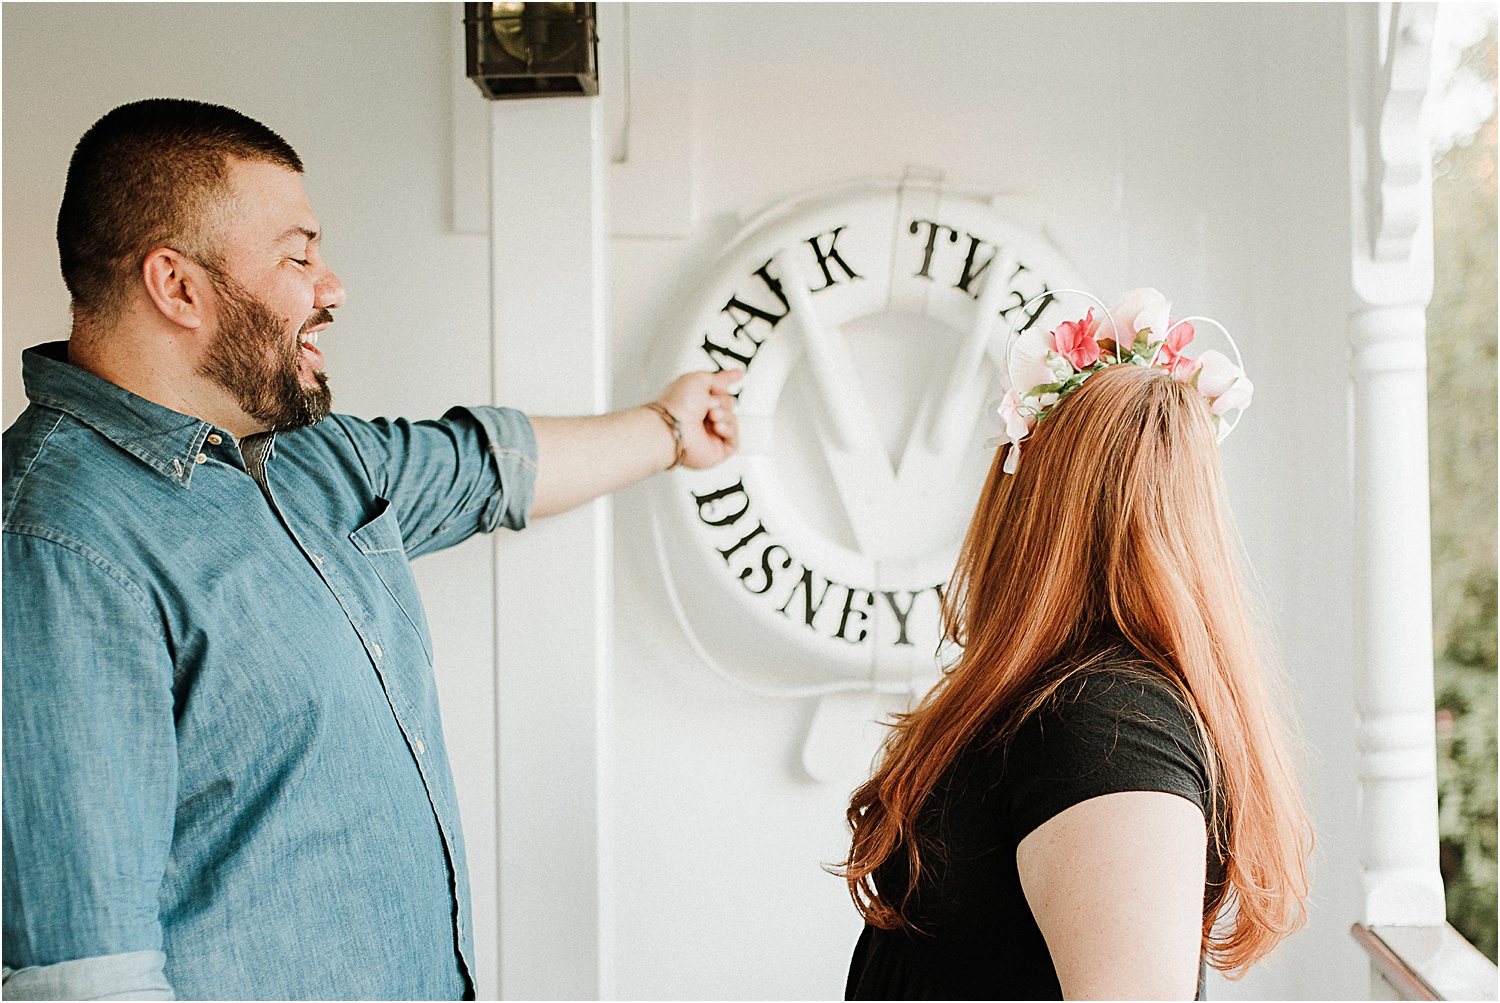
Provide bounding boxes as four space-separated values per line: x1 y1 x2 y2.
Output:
4 3 1369 1000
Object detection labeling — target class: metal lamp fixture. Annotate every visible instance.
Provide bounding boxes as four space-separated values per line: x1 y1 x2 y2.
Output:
465 2 599 99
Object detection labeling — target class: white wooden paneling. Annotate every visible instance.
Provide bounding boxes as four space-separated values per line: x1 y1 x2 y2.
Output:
599 2 697 238
489 96 612 1001
452 3 491 235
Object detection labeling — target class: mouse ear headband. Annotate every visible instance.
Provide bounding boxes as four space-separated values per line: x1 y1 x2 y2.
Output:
997 287 1251 474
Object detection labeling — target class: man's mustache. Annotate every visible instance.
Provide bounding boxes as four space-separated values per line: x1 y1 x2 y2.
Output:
300 309 334 334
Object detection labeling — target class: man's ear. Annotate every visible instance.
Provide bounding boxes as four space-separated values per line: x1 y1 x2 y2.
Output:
140 248 210 331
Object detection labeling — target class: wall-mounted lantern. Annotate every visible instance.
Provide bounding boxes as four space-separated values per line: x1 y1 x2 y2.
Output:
465 2 599 100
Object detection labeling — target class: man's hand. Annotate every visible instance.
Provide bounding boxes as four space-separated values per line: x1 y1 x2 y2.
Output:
655 369 742 469
528 369 744 519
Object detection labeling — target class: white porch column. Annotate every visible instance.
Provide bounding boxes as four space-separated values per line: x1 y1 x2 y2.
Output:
490 97 612 999
1346 2 1446 929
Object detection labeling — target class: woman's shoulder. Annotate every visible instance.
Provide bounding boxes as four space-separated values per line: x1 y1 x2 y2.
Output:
990 645 1213 842
1044 651 1199 731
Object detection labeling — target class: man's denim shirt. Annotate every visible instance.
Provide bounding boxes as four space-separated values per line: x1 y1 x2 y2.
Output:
2 342 537 1000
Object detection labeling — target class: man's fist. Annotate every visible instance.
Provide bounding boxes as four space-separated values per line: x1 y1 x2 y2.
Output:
654 369 742 470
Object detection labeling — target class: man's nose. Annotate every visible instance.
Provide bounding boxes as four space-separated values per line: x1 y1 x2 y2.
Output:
317 266 347 311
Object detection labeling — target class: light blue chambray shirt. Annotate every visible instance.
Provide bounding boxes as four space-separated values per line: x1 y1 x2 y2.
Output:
2 342 537 1000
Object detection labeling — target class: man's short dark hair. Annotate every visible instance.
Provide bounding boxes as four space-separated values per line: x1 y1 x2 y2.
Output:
57 98 303 323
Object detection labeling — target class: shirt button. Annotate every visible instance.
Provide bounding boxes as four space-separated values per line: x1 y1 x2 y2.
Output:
415 738 426 755
206 433 223 445
373 643 383 659
194 453 207 464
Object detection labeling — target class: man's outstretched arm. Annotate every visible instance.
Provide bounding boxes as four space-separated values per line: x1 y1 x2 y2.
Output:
529 369 741 519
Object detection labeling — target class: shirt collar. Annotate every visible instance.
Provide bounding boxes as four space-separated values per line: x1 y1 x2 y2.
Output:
20 341 243 489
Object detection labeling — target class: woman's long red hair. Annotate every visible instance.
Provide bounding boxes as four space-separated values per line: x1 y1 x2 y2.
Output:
840 363 1310 975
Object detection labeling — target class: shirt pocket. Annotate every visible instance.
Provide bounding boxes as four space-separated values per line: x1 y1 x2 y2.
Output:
350 499 434 662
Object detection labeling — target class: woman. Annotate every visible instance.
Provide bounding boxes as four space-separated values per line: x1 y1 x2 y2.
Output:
840 299 1311 1001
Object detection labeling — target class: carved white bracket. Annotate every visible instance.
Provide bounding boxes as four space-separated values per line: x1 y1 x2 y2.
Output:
1367 2 1437 263
1346 3 1446 935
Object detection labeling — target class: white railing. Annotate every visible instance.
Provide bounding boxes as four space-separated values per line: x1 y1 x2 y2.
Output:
1353 923 1498 1000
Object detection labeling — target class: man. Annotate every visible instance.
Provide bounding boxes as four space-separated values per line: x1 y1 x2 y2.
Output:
2 99 738 1000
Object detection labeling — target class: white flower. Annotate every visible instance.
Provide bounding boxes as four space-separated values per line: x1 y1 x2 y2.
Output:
997 390 1037 475
1211 373 1254 416
1195 349 1241 398
1002 443 1022 474
1194 349 1253 415
997 390 1034 445
1010 326 1057 396
1109 288 1172 347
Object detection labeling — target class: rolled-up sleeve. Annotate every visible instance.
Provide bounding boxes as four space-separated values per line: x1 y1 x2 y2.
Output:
2 949 172 1000
2 532 176 995
326 406 538 559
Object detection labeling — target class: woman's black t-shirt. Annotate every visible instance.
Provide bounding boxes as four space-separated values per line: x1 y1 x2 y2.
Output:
845 659 1225 1001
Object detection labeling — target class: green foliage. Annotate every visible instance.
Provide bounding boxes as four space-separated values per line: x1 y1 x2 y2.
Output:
1427 25 1498 964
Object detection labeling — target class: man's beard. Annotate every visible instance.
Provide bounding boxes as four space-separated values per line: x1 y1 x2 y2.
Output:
197 270 333 432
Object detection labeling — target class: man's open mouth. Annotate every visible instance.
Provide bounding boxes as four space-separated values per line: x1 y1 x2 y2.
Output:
299 328 325 371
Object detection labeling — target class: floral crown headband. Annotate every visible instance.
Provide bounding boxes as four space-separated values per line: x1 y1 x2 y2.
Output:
998 287 1252 475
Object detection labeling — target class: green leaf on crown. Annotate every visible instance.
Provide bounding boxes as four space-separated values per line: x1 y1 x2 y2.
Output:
1046 353 1074 381
1023 381 1064 399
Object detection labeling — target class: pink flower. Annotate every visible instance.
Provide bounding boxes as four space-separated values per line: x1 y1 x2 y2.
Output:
1169 354 1202 381
1158 320 1199 379
1052 308 1103 370
1164 320 1194 355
